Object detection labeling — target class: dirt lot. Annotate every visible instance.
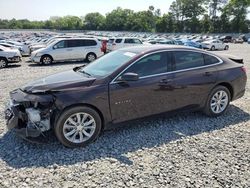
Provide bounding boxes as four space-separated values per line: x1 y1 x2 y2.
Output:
0 44 249 188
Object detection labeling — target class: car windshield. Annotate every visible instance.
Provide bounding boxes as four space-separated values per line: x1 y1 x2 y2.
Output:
78 50 137 77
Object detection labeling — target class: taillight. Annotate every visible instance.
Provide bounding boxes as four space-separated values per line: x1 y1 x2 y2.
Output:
241 67 247 74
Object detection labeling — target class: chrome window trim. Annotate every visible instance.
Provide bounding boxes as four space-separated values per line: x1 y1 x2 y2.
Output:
110 49 223 84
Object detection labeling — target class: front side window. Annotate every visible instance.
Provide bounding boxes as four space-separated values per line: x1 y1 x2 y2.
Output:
124 39 134 43
54 40 66 49
84 40 97 46
124 52 168 77
115 39 122 43
174 51 204 71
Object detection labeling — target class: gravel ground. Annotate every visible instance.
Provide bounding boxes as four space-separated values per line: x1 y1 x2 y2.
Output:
0 44 249 188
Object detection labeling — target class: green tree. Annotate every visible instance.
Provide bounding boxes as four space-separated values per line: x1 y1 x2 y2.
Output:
201 14 211 33
84 13 105 30
105 7 134 31
156 13 175 32
224 0 250 32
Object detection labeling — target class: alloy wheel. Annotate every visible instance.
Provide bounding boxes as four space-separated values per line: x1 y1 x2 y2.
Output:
63 112 96 144
0 59 7 68
210 90 229 114
87 54 96 62
42 56 52 65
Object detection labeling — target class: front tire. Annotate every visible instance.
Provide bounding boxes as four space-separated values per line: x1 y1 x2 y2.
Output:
211 46 215 51
224 45 229 50
203 86 231 117
54 106 102 148
41 55 52 65
0 58 8 69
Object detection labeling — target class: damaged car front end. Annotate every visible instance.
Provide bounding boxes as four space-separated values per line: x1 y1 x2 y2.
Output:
5 88 55 139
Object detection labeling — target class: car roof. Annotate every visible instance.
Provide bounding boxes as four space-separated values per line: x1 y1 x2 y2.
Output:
119 45 204 54
58 38 97 41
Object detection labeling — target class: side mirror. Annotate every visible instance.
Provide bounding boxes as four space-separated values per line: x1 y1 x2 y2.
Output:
118 72 139 82
53 46 58 50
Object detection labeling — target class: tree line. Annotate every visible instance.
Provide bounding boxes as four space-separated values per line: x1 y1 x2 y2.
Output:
0 0 249 33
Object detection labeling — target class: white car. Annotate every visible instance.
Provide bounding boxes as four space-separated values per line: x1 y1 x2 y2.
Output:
107 37 143 52
31 38 103 65
0 45 22 68
5 41 30 55
202 40 229 51
29 36 73 54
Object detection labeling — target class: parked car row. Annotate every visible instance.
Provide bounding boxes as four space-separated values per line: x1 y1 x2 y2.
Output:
0 31 249 69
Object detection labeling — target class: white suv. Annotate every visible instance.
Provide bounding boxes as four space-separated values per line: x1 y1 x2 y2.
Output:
107 37 143 52
0 45 22 68
31 38 103 65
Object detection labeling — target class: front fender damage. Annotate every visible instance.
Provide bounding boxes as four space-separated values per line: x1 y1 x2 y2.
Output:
5 89 56 140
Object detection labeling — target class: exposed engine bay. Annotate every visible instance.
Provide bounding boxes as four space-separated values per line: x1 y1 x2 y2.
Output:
5 89 55 138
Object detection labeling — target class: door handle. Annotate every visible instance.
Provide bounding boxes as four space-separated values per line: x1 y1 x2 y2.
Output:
204 72 213 76
159 79 172 84
66 49 73 51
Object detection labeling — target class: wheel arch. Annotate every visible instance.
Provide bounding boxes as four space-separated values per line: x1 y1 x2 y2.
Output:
86 52 97 59
215 82 234 101
53 103 105 130
0 56 8 62
40 54 54 62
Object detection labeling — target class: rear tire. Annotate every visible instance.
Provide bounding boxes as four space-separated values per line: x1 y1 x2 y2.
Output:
54 106 102 148
203 86 231 117
0 58 8 69
86 53 97 62
224 45 229 50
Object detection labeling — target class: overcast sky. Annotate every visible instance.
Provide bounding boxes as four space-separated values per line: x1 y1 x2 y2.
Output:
0 0 174 20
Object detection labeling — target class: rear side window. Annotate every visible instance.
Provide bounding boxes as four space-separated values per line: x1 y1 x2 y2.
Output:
67 40 79 47
203 54 220 65
124 52 169 77
84 40 97 46
174 51 204 71
115 39 122 43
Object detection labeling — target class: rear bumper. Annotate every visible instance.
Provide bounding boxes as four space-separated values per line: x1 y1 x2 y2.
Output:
232 89 245 101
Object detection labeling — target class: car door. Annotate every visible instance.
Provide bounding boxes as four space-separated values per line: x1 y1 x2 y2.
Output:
219 40 224 50
52 40 71 61
109 51 175 123
170 51 219 110
67 39 81 60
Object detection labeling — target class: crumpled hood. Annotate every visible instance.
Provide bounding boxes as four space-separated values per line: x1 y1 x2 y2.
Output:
22 70 96 93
